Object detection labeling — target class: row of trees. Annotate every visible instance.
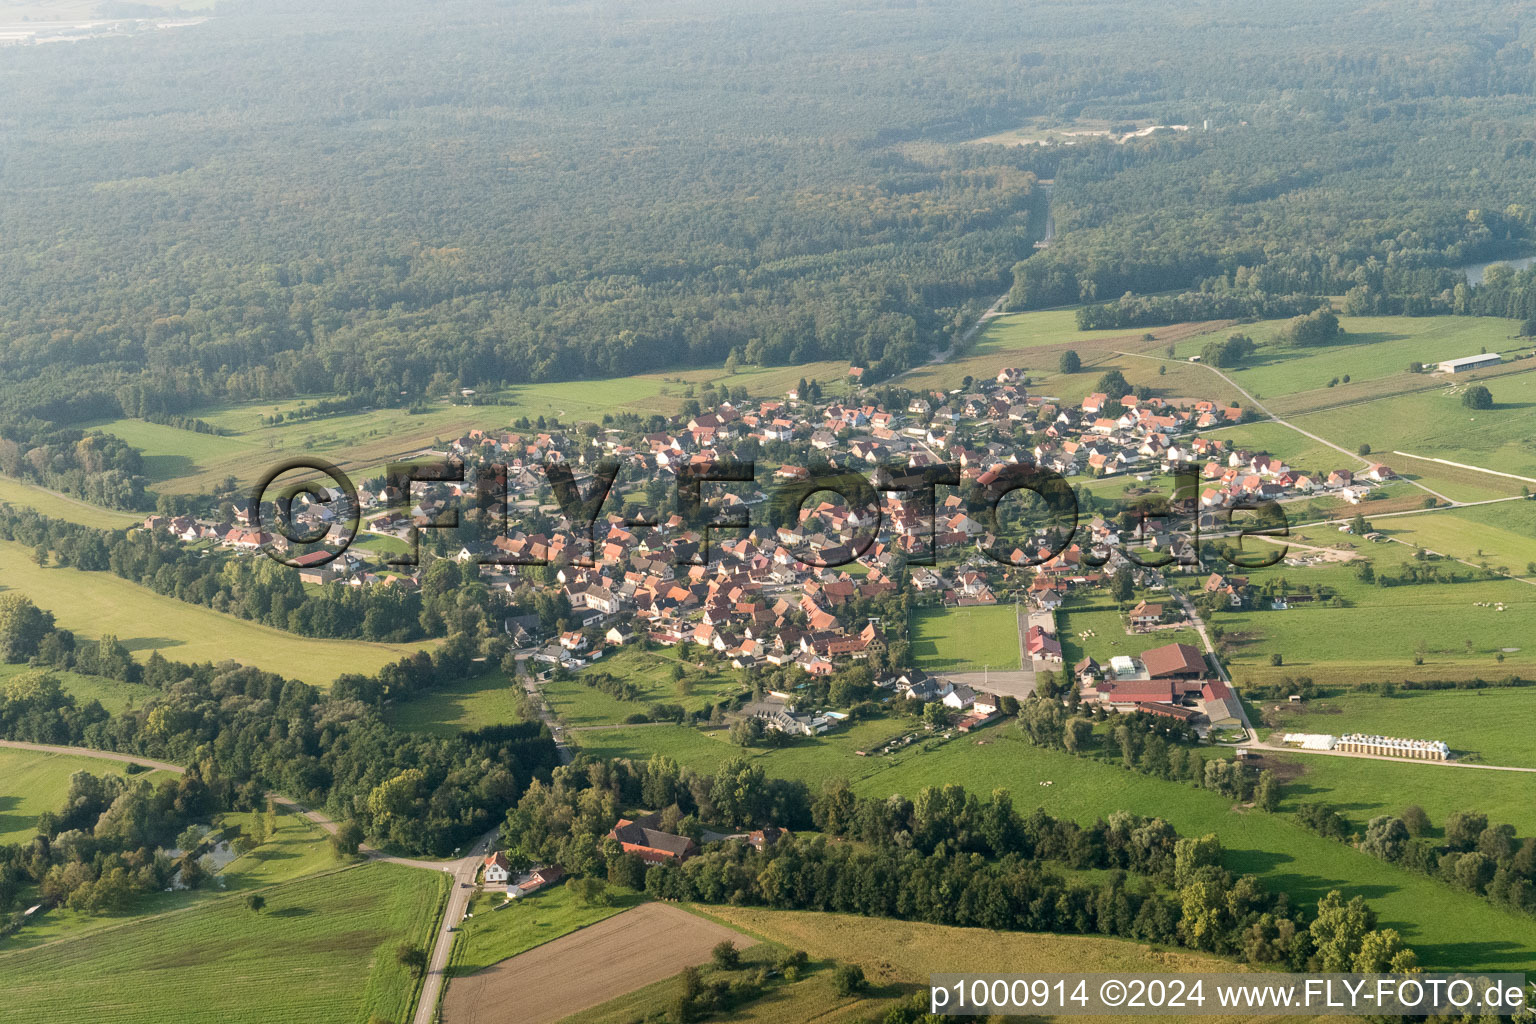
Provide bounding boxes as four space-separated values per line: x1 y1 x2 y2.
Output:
505 755 1415 972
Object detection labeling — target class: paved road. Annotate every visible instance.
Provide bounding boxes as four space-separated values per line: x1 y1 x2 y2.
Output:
516 653 575 765
1239 738 1536 773
412 830 499 1024
1170 593 1256 742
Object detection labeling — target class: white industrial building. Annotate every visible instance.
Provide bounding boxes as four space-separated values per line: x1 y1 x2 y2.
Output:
1437 353 1501 373
1281 731 1449 760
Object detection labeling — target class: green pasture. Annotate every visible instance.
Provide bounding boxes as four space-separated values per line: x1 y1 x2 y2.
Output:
0 863 445 1024
1258 687 1536 770
909 604 1020 672
0 746 172 845
384 670 526 736
0 540 431 685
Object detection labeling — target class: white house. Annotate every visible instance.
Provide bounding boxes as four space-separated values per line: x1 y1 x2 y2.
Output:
484 852 512 884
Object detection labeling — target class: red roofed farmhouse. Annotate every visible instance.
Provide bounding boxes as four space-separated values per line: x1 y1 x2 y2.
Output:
609 812 698 863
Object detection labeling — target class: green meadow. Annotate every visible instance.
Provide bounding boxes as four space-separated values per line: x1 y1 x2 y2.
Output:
383 670 528 736
1165 314 1528 400
541 647 748 728
0 746 173 845
1258 687 1536 770
909 604 1021 672
3 801 341 952
88 356 850 495
0 476 141 531
0 540 432 685
0 864 445 1024
1290 383 1536 496
1217 539 1536 683
1374 502 1536 577
565 722 1536 971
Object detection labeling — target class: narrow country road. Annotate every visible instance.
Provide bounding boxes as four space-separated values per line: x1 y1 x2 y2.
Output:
411 829 499 1024
1170 593 1256 742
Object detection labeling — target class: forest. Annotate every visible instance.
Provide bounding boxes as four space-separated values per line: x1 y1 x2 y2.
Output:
4 0 1536 476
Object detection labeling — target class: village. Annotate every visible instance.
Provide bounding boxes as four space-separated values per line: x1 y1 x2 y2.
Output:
129 366 1414 750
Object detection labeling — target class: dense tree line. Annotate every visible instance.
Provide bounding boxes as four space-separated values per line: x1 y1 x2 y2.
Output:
504 755 1416 972
1302 802 1536 919
0 759 220 929
0 618 561 858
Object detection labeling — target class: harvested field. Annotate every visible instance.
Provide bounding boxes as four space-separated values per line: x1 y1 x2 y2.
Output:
441 903 752 1024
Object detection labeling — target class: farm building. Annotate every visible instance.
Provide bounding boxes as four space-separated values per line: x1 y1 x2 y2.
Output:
1141 642 1207 680
609 813 699 863
1437 353 1501 373
1282 732 1338 750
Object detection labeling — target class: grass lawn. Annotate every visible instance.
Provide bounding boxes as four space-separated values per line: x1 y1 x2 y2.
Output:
0 540 432 685
1289 384 1536 497
2 800 341 952
1374 502 1536 578
0 476 141 531
1257 687 1536 769
384 670 527 736
909 604 1020 672
1056 601 1205 669
0 746 173 845
1215 540 1536 684
449 884 642 976
0 863 445 1024
543 648 746 727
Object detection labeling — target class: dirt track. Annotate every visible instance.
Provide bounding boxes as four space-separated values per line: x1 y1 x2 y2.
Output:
441 903 752 1024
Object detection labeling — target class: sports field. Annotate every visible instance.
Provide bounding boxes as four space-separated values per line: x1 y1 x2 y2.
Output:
0 541 431 684
0 864 444 1024
909 604 1021 672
